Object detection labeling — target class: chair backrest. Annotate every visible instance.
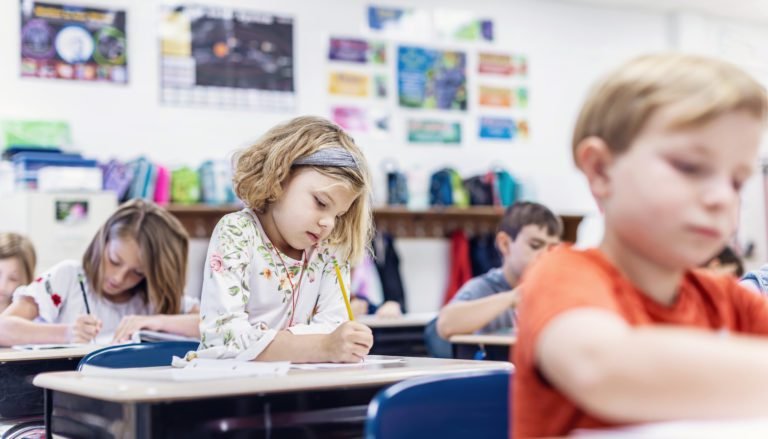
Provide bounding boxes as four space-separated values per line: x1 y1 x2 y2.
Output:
77 341 199 370
365 369 512 439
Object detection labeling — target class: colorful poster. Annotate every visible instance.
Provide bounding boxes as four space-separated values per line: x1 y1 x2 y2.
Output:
332 106 368 132
374 74 387 98
331 107 390 138
479 86 512 108
517 87 529 108
329 72 369 97
160 5 295 110
20 1 127 83
478 53 528 76
398 46 467 111
434 10 493 42
407 119 461 144
479 117 516 140
329 38 366 63
328 37 387 65
517 119 530 139
367 5 431 38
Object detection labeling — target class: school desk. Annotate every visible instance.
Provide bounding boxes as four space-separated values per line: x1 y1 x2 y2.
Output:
571 418 768 438
34 356 512 438
357 312 436 357
449 332 517 361
0 345 101 419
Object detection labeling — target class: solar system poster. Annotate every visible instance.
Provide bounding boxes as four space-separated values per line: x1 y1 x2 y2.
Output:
20 0 127 84
160 5 295 110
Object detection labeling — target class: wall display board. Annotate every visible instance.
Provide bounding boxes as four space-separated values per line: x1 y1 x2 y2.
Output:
398 46 467 111
160 5 295 111
20 0 127 84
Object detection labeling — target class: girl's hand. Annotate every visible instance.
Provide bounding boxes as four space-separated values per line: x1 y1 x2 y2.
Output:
322 321 373 363
70 315 102 343
374 301 402 318
111 315 160 344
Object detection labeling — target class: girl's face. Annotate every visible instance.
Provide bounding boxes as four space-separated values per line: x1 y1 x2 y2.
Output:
102 236 145 299
0 257 24 309
268 168 357 257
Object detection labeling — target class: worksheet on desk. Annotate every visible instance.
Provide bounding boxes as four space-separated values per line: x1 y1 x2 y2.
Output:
290 356 405 370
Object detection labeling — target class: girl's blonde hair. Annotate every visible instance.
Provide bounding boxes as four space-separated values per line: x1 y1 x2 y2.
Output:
233 116 373 264
0 233 36 284
82 199 189 314
573 53 768 162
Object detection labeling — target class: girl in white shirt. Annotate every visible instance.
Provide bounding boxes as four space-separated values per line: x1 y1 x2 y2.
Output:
193 116 374 363
0 199 199 345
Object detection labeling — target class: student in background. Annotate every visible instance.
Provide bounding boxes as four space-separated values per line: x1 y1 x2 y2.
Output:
193 116 374 364
703 246 744 277
0 199 198 345
435 202 561 339
0 232 36 313
514 54 768 438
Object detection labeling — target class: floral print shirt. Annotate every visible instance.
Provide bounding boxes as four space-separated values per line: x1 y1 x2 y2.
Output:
197 209 350 361
12 260 198 344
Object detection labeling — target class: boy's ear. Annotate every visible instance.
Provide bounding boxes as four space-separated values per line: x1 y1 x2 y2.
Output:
496 231 512 257
575 136 614 201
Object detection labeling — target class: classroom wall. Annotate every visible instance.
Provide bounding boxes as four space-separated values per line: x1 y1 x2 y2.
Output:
1 0 680 310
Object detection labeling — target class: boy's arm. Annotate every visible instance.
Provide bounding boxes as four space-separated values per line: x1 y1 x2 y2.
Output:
437 288 518 338
537 308 768 422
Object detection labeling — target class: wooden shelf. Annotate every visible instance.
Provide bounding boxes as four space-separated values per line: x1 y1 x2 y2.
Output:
165 204 583 242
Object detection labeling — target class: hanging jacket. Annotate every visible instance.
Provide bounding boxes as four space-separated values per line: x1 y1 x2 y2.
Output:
373 233 407 312
444 229 473 304
470 232 502 277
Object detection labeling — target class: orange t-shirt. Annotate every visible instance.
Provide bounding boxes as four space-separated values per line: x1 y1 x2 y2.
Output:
512 246 768 438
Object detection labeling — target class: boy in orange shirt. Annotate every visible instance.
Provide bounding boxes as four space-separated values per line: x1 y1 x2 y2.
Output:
514 53 768 438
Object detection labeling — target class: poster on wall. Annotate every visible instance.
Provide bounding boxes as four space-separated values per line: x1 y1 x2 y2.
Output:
331 106 390 137
398 46 467 111
328 72 369 97
479 117 516 140
367 5 431 39
407 119 461 144
328 37 386 65
20 0 127 83
479 86 512 108
478 52 527 77
160 5 295 111
433 9 493 42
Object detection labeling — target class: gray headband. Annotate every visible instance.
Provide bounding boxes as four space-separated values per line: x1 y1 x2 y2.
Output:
293 147 358 169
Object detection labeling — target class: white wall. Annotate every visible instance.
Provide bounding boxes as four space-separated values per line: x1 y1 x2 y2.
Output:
0 0 672 310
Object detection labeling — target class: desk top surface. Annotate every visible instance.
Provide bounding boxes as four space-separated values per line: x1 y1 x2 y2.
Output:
449 333 517 346
0 345 102 362
357 312 436 328
34 356 512 403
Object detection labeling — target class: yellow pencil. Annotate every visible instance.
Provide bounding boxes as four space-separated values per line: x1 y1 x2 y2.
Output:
334 260 354 321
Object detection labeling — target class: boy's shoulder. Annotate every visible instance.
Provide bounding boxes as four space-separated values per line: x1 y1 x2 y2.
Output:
528 245 611 277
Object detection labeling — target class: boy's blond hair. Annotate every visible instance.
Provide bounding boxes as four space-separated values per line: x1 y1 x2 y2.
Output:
233 116 373 264
83 199 189 314
0 232 36 284
573 53 768 162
